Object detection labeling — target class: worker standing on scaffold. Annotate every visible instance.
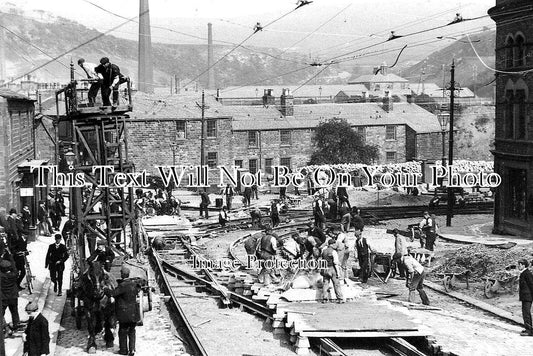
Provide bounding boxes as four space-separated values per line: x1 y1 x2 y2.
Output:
95 57 128 107
77 58 103 106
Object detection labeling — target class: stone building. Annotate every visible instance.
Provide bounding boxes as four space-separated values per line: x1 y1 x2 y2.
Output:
489 0 533 237
127 93 234 175
0 89 38 212
225 92 443 171
42 91 443 187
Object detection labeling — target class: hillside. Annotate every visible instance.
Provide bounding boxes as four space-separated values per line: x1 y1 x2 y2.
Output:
401 30 496 98
0 9 341 88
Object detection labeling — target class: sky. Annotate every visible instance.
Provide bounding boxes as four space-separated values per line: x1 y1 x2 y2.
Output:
9 0 494 20
1 0 497 72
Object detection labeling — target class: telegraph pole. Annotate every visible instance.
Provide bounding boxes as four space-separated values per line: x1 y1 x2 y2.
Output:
199 90 206 167
446 60 456 227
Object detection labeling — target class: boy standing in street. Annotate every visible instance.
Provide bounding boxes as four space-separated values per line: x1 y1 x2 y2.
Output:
22 301 50 356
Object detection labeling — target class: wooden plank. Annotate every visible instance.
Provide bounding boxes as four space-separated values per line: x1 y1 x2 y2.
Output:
299 330 428 338
424 280 525 327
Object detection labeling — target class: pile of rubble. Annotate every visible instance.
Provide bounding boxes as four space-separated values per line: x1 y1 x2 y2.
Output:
432 244 533 281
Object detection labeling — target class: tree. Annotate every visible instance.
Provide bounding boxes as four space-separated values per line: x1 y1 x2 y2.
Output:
309 118 379 165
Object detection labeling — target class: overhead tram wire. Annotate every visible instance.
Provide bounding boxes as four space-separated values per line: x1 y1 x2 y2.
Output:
324 14 490 64
1 11 147 87
277 4 352 58
219 25 493 97
219 10 532 100
181 5 308 91
81 0 305 66
292 64 331 93
466 33 533 75
311 6 461 59
216 65 312 95
0 24 73 71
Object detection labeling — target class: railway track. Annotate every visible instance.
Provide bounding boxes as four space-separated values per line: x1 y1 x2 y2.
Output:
148 222 433 356
190 201 493 235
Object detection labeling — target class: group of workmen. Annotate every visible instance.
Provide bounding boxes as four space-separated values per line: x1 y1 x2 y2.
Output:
78 56 128 107
0 205 143 355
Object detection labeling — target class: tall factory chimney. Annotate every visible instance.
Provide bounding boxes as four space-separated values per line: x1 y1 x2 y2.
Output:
0 24 6 83
138 0 154 93
207 23 215 90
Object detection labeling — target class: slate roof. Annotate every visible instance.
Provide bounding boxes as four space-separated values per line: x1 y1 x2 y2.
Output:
231 102 442 134
348 73 409 84
0 89 33 101
215 84 368 99
129 92 229 120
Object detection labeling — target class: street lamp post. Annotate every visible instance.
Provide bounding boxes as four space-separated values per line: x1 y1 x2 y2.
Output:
446 60 457 227
437 112 449 171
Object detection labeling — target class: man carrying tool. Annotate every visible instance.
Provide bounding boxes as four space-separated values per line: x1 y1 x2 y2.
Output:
257 228 279 285
402 252 430 305
320 239 344 303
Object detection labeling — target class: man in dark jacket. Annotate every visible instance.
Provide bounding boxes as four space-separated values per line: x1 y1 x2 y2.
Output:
45 234 69 295
95 57 127 106
114 266 142 356
37 201 51 237
199 188 211 218
61 215 76 244
23 301 50 356
87 239 114 272
0 258 20 330
12 214 28 290
5 208 19 250
351 207 365 233
518 258 533 336
355 233 372 283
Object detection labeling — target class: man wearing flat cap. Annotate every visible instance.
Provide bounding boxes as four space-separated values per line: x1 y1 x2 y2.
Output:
113 266 142 356
23 301 50 356
45 234 68 296
320 239 345 303
0 258 20 330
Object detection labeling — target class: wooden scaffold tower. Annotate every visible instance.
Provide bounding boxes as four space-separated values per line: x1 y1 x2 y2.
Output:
55 63 140 266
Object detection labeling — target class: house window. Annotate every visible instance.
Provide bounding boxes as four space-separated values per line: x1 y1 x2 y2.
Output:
248 131 258 147
505 90 514 139
515 34 525 67
386 151 396 162
516 90 526 139
505 36 514 69
206 120 216 138
265 158 273 174
385 125 396 140
234 160 243 169
280 157 291 171
280 130 291 145
505 168 527 220
249 159 258 174
176 121 186 139
356 127 366 143
207 152 217 168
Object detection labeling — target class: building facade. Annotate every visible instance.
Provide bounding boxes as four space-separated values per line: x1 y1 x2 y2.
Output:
489 0 533 237
0 90 36 211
